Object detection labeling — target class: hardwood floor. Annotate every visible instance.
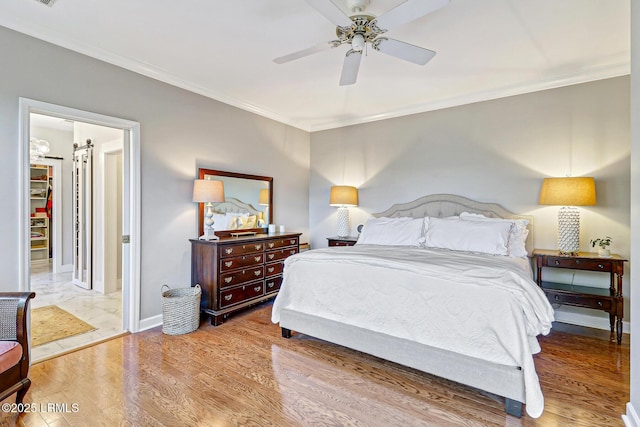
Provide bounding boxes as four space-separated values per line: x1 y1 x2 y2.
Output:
1 302 629 426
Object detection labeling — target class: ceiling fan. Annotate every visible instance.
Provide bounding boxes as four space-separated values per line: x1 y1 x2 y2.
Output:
273 0 449 86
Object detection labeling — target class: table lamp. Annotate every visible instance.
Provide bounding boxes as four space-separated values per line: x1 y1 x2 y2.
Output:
329 185 358 238
258 188 270 227
539 177 596 255
193 179 225 240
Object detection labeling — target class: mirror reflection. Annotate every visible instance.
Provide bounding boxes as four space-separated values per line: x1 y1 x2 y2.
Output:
198 168 273 234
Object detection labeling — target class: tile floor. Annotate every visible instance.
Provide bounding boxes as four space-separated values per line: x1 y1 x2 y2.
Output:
30 263 124 362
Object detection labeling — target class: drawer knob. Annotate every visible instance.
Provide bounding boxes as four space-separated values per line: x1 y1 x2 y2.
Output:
225 261 233 268
598 264 604 269
267 282 274 288
224 294 232 301
269 243 275 248
225 248 233 255
254 286 261 292
254 270 261 276
224 277 232 284
255 245 262 250
269 254 275 260
575 260 580 265
554 260 560 265
598 301 603 306
255 256 261 262
554 295 560 301
290 240 295 244
268 267 275 273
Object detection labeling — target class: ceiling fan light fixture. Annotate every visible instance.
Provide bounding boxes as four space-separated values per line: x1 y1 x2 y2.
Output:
351 33 365 52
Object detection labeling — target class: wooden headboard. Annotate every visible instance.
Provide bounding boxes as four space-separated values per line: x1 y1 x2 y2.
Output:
373 194 534 255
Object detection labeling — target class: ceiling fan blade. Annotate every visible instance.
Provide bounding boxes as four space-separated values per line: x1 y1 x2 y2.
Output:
339 50 362 86
374 0 449 32
273 41 338 64
305 0 353 27
373 38 436 65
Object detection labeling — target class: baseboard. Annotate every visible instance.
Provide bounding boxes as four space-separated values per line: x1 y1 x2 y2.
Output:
138 314 162 332
553 310 631 335
58 264 73 273
623 402 639 427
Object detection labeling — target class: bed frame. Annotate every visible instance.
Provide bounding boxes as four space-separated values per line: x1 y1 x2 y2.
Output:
278 194 535 418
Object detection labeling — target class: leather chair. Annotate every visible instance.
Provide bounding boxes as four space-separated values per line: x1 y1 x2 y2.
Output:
0 292 36 404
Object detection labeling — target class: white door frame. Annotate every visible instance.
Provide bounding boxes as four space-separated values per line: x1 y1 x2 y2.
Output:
19 98 142 333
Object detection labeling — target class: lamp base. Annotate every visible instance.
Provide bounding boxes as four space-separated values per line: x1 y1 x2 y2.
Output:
199 232 219 241
201 203 219 241
558 206 580 254
336 207 350 238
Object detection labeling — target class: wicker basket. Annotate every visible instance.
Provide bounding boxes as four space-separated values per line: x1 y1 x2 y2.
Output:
161 284 202 335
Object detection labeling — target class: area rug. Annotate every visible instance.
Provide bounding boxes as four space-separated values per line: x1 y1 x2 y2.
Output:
31 305 96 347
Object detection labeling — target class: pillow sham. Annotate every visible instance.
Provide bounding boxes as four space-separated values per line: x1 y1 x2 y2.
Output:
212 213 231 231
423 217 512 256
459 212 529 257
356 217 425 247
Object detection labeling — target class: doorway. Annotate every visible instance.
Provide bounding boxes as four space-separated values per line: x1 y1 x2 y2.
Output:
19 98 141 360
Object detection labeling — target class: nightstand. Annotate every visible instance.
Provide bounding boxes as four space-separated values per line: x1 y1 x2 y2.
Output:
327 236 358 247
533 249 627 344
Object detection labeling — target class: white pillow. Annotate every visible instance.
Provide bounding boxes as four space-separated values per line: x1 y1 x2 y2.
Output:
459 212 529 258
212 213 231 231
356 217 426 247
423 217 512 256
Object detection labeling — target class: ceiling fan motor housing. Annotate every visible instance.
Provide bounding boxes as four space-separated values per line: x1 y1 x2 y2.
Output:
348 0 370 13
335 15 383 50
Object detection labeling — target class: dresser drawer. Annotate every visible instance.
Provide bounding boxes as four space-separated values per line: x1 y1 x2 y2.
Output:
220 253 264 272
265 262 284 277
220 242 264 258
219 282 265 308
219 266 264 288
265 248 298 263
265 276 283 294
545 290 613 311
545 257 612 272
265 237 299 250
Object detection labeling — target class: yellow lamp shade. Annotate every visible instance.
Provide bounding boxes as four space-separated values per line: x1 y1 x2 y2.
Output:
258 188 269 205
539 177 596 206
329 186 358 207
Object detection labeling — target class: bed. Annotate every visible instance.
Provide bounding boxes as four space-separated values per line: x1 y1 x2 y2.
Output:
271 194 554 418
210 197 265 230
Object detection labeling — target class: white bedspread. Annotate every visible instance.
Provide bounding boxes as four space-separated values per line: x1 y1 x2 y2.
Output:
271 245 554 418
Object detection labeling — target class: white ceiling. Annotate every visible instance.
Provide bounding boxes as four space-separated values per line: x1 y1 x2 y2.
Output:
1 0 630 132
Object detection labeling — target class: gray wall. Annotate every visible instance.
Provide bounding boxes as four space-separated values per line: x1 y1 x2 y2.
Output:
310 76 631 330
0 26 310 321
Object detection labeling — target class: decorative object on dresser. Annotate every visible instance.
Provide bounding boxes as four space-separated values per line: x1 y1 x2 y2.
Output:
191 232 301 326
197 168 273 235
329 185 358 237
193 179 225 240
590 236 612 257
538 177 596 255
327 236 358 247
534 249 626 344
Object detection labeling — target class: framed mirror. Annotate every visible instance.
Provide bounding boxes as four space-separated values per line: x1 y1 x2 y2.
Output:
197 168 273 236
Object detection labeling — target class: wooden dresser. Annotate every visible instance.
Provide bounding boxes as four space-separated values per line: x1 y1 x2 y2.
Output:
190 232 301 326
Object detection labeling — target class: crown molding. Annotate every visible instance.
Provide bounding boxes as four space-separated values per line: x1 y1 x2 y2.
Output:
306 62 630 131
2 20 630 134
